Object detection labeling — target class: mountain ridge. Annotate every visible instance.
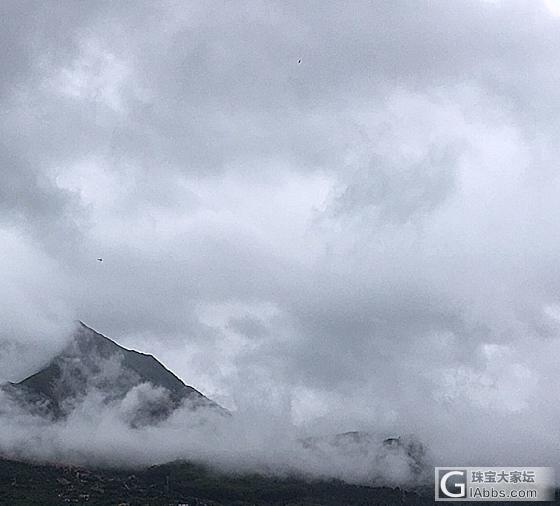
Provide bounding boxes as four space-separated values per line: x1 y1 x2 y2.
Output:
2 321 227 424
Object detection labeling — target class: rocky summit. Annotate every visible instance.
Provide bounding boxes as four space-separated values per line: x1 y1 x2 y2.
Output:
1 322 226 426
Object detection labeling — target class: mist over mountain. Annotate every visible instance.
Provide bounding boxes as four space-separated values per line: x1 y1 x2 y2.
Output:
0 322 428 487
2 322 225 425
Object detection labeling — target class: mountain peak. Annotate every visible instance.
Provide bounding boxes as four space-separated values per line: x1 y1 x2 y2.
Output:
4 322 227 424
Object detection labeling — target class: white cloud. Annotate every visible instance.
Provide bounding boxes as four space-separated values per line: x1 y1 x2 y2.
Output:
2 0 560 480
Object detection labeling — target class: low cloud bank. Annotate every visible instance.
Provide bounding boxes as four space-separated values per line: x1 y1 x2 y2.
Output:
0 379 427 487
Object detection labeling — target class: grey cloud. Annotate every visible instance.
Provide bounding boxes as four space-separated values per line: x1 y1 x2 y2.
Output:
227 315 269 340
2 0 560 478
332 147 459 224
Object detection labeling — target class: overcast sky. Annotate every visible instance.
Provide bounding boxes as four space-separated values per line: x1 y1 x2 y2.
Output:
3 0 560 465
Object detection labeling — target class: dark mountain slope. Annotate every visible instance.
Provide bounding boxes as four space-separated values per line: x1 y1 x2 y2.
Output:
0 456 442 505
3 322 226 423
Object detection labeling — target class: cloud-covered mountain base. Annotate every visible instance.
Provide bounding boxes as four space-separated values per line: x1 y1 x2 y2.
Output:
0 323 428 488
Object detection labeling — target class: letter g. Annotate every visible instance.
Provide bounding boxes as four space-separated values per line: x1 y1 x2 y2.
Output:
441 470 466 498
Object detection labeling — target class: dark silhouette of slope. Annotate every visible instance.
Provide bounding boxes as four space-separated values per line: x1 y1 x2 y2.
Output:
0 456 446 505
4 322 226 423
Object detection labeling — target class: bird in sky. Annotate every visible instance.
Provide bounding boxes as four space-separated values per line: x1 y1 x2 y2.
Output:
297 59 302 64
97 258 103 262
